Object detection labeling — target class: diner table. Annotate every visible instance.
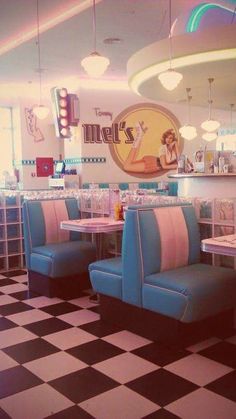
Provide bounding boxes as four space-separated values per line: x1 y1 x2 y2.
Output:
201 234 236 257
60 216 124 259
202 234 236 327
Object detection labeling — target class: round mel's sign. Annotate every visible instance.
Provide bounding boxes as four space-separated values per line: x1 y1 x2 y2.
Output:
82 103 182 178
110 103 182 178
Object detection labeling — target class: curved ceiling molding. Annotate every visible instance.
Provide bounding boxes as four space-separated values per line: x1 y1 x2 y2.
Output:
127 24 236 109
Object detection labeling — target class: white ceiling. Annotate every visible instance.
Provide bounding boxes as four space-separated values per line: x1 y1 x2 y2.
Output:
0 0 235 109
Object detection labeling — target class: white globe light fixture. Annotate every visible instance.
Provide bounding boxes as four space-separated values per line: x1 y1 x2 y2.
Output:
81 52 110 78
202 132 217 141
201 119 220 132
158 0 183 91
33 0 49 120
158 69 183 91
201 78 220 132
179 88 197 140
81 0 110 78
179 125 197 140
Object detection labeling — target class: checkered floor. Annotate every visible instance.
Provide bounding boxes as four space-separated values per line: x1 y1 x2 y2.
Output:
0 271 235 419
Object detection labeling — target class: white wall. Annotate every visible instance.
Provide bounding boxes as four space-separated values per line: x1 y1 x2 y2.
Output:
18 99 62 189
64 86 229 185
8 87 230 189
64 126 82 175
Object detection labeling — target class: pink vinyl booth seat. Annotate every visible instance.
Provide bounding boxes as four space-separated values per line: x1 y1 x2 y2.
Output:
23 198 96 298
89 204 236 345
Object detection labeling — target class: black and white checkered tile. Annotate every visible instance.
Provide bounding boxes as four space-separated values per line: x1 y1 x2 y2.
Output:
0 271 235 419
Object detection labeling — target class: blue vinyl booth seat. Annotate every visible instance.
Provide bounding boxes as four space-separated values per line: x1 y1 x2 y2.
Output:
89 204 236 344
23 198 96 297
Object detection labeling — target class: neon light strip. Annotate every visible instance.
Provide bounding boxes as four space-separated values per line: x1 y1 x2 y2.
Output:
0 0 101 57
187 3 235 32
129 48 236 94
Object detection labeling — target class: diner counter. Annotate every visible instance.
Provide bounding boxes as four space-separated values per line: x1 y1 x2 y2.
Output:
168 173 236 198
168 173 236 178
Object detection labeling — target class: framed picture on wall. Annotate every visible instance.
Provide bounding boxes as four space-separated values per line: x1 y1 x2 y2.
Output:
194 149 205 173
36 157 54 177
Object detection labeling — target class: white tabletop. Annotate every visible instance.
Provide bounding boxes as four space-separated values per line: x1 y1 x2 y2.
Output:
61 217 124 234
201 234 236 257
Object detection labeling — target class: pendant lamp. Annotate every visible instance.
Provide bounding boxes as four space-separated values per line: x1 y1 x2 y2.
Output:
33 0 49 120
179 88 197 140
158 0 183 91
81 0 110 78
202 132 217 141
201 78 220 132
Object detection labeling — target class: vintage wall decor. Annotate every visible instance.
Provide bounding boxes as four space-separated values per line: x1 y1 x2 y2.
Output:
82 103 182 178
109 103 182 178
94 107 113 120
25 107 44 142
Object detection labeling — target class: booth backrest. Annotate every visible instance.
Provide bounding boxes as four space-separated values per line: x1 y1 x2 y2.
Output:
122 204 200 306
23 198 80 267
82 182 178 195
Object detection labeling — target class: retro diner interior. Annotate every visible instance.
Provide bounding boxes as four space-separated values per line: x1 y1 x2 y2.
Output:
0 1 236 418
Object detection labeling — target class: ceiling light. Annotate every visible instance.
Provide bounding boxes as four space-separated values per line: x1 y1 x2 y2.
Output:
201 119 220 132
201 78 220 132
158 0 183 90
81 52 110 78
158 69 183 91
33 0 49 120
202 132 217 141
81 0 110 77
129 47 236 97
179 88 197 140
179 125 197 140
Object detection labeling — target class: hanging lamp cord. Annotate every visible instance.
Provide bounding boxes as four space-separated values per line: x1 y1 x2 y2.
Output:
36 0 42 105
230 104 234 130
208 78 214 120
231 6 236 24
168 0 173 68
186 88 191 124
92 0 97 52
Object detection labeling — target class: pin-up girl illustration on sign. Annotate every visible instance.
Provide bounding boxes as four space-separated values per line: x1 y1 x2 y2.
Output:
123 123 179 173
109 103 182 178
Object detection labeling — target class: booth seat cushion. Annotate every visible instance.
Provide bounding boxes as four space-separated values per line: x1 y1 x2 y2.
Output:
89 257 122 299
143 263 236 323
30 241 96 278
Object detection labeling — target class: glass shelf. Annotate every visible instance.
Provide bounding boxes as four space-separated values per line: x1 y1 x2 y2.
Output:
215 198 234 223
195 198 213 221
